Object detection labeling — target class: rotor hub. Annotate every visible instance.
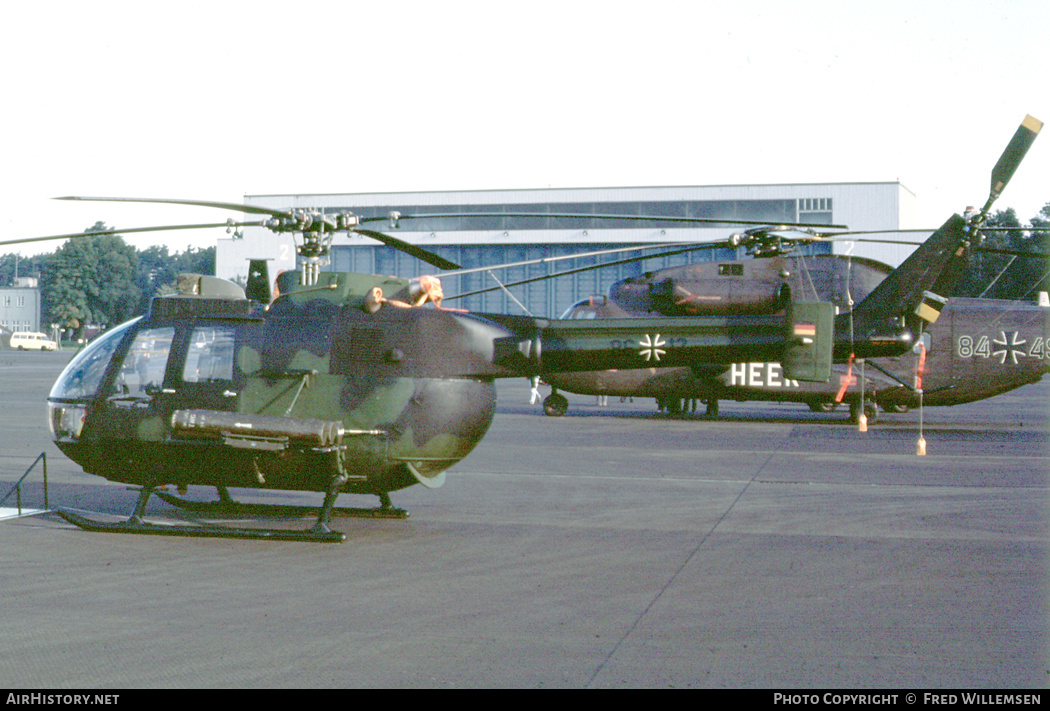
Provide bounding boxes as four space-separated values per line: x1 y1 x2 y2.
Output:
263 208 361 236
731 226 819 258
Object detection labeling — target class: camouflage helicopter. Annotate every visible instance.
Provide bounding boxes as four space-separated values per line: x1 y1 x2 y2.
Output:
6 115 1038 542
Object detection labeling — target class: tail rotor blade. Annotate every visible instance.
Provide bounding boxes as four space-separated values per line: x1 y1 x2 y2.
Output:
988 114 1043 203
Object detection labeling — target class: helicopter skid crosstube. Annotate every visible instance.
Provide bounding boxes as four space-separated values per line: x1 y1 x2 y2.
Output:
153 491 410 520
54 507 348 543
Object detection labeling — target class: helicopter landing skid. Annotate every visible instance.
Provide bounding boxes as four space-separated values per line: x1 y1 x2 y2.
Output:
55 484 349 542
54 508 347 542
154 489 410 520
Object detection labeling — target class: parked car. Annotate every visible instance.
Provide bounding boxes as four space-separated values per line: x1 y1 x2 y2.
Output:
10 332 58 351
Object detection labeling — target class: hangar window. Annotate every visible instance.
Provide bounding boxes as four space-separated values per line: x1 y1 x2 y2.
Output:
797 198 833 225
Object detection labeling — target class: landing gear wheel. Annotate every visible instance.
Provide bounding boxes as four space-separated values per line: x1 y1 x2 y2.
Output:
865 403 879 423
849 401 879 424
544 393 569 417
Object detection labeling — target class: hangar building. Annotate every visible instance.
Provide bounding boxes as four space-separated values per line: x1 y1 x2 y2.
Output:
217 182 919 318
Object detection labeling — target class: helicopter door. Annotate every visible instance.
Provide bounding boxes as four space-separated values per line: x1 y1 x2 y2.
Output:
175 324 240 412
98 325 177 442
91 323 242 446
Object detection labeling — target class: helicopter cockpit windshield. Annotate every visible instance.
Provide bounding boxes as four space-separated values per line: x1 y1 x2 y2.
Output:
50 320 139 402
47 319 177 442
560 298 601 320
48 319 139 442
49 316 245 444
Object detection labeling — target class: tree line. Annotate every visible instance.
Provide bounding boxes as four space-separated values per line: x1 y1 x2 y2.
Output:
950 203 1050 299
1 222 214 338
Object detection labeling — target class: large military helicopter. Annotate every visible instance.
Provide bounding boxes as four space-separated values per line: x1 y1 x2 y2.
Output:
537 116 1046 421
546 283 1050 421
8 116 1039 542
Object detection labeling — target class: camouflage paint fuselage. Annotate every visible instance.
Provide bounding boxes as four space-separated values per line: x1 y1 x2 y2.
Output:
50 274 510 494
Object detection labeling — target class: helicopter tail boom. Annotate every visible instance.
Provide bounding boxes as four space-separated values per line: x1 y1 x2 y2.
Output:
841 213 968 353
485 309 843 382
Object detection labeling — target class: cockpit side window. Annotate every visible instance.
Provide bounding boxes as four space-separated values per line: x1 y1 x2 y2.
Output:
183 326 236 383
560 299 599 320
112 327 175 396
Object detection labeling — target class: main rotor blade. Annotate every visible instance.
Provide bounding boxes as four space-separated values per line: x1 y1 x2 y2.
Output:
351 228 461 270
55 196 462 269
439 241 736 278
369 211 849 231
975 226 1050 232
792 225 1050 243
445 243 728 301
56 195 292 218
0 221 263 248
973 246 1049 259
803 234 932 247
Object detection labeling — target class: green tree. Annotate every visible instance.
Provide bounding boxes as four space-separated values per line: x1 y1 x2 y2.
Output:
172 245 215 277
1016 202 1050 298
952 205 1050 299
0 253 48 287
136 245 176 311
42 223 141 337
134 244 216 310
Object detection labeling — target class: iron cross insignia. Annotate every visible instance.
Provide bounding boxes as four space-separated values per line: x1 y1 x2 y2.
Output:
639 334 667 362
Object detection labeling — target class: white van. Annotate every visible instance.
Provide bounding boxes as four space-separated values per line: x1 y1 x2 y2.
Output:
10 332 58 351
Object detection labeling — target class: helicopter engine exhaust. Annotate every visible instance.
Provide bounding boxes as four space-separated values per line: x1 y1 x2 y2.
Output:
171 409 347 449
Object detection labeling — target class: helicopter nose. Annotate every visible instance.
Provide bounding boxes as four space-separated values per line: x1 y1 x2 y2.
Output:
383 377 498 488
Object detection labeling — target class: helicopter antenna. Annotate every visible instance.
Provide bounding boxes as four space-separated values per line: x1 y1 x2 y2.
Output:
1019 265 1050 300
484 270 534 316
976 256 1018 298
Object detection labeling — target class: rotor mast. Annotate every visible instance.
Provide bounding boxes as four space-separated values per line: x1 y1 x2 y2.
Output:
262 208 360 286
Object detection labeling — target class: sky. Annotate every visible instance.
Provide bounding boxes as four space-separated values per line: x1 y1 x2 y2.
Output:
2 0 1048 258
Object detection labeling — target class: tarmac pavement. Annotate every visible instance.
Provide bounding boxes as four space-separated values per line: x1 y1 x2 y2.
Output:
0 350 1046 688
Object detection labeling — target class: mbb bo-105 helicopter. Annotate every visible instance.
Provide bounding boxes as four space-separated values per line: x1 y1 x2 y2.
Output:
13 115 1039 542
